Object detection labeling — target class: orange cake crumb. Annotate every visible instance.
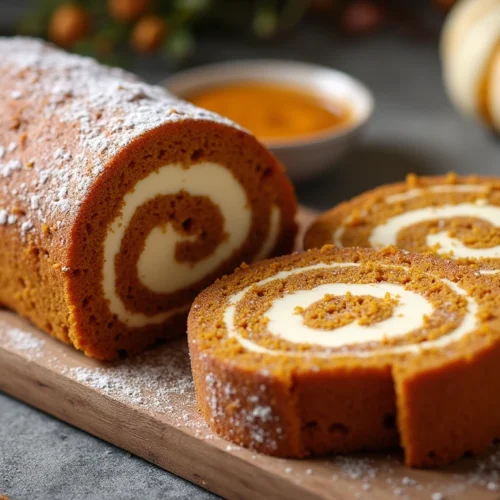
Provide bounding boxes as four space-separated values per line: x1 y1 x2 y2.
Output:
188 246 500 468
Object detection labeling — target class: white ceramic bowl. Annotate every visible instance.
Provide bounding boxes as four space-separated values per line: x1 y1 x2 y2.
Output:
163 60 374 182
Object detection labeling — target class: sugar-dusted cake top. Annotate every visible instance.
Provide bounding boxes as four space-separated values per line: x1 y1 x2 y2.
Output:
0 37 240 243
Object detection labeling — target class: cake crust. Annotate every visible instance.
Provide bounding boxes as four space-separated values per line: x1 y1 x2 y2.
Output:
188 245 500 467
0 37 297 359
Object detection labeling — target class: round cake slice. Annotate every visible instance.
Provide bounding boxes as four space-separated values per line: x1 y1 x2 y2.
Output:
305 173 500 274
188 245 500 468
0 37 297 360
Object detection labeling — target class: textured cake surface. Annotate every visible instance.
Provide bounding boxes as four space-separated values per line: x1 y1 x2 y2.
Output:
0 37 297 360
188 245 500 467
305 173 500 274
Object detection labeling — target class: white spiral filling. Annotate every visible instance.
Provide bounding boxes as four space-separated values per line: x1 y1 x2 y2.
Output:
370 202 500 258
334 185 488 247
224 263 479 357
266 283 431 348
384 184 487 204
253 205 281 262
334 185 500 264
103 162 281 328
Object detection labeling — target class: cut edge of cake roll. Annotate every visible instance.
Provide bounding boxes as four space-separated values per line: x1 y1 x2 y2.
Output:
304 173 500 274
188 245 500 467
0 37 297 360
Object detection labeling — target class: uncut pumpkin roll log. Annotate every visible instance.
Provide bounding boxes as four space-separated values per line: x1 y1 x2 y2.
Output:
0 37 297 360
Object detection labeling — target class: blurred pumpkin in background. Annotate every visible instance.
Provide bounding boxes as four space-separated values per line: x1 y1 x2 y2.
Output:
108 0 151 22
48 3 90 47
131 15 168 53
441 0 500 132
19 1 461 66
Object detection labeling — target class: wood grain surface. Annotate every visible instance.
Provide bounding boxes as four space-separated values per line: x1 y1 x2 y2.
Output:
1 207 499 500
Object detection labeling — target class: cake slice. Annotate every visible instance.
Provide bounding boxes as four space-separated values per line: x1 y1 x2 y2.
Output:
188 245 500 467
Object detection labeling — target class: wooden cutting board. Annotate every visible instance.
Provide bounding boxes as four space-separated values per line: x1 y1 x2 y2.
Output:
1 208 499 500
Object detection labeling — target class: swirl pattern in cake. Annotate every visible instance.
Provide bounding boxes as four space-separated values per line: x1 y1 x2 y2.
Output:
0 38 297 360
188 246 500 467
305 174 500 274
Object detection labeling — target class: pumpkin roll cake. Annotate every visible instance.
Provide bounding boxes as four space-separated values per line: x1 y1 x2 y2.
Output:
188 245 500 467
305 174 500 274
0 37 297 360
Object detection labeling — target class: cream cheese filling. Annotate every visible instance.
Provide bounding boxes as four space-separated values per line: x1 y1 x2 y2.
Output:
334 186 500 266
103 162 279 328
265 283 431 348
253 205 281 262
223 263 479 357
369 202 500 258
384 184 488 205
334 185 489 247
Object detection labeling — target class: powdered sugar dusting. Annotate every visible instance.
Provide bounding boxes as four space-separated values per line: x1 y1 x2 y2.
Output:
203 371 281 451
0 321 45 357
1 313 500 498
0 36 240 245
62 340 200 422
323 447 500 498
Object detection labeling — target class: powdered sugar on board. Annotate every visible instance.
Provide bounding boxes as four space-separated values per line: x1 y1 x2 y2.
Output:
0 320 45 357
62 341 198 421
1 309 499 499
0 37 242 244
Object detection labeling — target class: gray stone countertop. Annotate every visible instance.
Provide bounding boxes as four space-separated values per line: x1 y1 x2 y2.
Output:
1 16 499 500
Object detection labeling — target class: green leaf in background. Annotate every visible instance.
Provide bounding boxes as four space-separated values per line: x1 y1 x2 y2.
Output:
97 20 131 44
173 0 212 14
14 0 451 68
72 36 127 66
162 28 195 60
253 0 278 38
280 0 311 30
71 37 95 57
17 0 66 36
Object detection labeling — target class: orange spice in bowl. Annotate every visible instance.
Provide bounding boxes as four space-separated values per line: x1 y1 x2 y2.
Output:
164 60 374 181
186 82 354 143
